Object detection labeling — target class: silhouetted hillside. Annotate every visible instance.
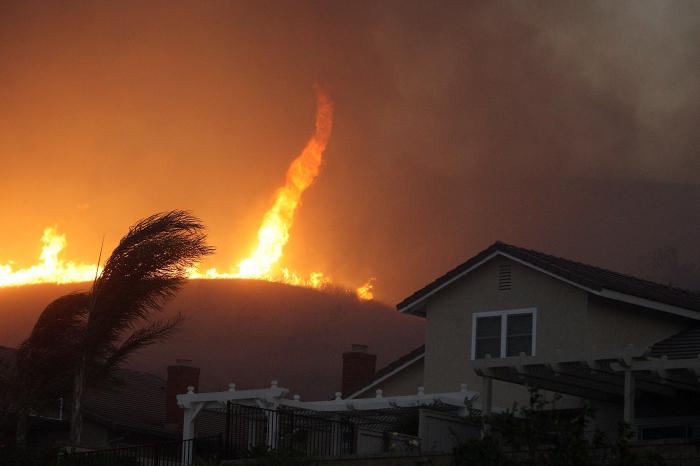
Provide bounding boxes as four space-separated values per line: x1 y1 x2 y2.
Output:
0 280 424 399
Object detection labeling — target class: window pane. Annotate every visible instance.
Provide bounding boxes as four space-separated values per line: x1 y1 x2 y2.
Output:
476 316 501 338
506 335 532 356
507 314 533 336
475 316 503 359
476 337 501 359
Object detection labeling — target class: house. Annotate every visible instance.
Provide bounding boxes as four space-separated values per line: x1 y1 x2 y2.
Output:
0 351 212 449
348 241 700 440
174 241 700 463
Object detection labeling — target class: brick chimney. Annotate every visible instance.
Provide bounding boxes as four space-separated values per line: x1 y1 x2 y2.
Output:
342 344 376 397
166 358 200 426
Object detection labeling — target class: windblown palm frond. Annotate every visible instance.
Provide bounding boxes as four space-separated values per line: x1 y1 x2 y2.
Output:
91 313 185 382
13 210 213 446
20 293 89 354
84 210 213 371
68 210 212 444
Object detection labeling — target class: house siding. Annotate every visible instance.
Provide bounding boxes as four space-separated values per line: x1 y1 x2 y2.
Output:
418 253 697 414
352 358 424 399
585 295 690 355
423 256 589 407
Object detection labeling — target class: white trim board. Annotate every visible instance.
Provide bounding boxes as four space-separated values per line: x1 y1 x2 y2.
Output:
346 352 425 400
398 251 700 321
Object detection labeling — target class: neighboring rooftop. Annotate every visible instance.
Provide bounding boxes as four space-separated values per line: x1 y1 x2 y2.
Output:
82 368 175 438
398 241 700 315
346 344 425 399
648 325 700 361
0 346 176 438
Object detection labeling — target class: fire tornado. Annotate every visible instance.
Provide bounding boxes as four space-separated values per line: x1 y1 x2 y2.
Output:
235 89 333 280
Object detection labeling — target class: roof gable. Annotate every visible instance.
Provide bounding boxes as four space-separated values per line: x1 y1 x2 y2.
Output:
346 345 425 399
398 242 700 318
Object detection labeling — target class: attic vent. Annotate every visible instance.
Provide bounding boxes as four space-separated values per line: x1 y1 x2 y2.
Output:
498 264 512 291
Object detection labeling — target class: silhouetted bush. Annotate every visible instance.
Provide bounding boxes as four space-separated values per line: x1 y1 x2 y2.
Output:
453 388 665 466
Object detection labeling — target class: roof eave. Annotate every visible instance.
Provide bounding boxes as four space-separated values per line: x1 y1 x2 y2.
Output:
397 251 502 314
599 289 700 320
346 352 425 400
397 250 700 320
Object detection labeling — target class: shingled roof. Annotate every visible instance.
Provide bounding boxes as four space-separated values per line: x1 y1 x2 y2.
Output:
647 325 700 360
398 241 700 315
82 368 176 439
346 345 425 399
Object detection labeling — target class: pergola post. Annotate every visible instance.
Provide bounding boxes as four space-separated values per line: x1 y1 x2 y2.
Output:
264 380 280 450
623 370 636 427
181 406 196 465
181 386 205 465
265 408 279 450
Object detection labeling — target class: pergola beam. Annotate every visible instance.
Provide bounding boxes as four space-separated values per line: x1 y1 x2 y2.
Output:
475 367 620 402
282 385 477 412
556 363 676 397
177 382 289 411
475 357 678 399
611 357 700 372
471 349 644 372
610 358 700 393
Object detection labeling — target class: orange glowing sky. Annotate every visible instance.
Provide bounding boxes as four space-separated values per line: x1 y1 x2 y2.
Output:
2 1 700 302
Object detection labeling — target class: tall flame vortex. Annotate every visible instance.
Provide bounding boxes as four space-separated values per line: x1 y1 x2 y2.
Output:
235 89 333 280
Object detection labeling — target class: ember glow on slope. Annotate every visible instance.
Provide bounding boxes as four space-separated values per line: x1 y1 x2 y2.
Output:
0 91 374 300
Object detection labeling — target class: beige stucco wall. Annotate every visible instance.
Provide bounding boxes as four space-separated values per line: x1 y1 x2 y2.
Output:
352 357 424 398
355 254 694 417
423 256 589 408
586 295 688 354
421 255 694 410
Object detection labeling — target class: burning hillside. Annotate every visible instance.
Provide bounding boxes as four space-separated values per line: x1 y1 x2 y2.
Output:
0 89 374 299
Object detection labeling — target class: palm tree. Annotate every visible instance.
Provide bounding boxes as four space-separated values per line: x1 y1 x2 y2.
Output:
14 293 90 445
15 210 213 446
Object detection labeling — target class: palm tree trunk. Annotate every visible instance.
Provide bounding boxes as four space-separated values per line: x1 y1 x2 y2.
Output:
69 355 86 445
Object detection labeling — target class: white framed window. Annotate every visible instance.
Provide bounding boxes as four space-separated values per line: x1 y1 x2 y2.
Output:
471 308 537 360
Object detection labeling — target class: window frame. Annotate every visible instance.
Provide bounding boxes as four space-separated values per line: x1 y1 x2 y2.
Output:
471 308 537 360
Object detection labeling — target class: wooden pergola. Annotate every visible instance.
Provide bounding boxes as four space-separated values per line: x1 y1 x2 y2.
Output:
472 348 700 426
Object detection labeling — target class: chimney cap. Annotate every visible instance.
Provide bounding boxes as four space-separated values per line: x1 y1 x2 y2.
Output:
175 358 193 366
351 344 369 353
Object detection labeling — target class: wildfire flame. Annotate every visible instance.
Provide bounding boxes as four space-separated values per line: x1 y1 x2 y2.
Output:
0 89 375 300
356 278 375 301
0 227 99 287
235 89 333 281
